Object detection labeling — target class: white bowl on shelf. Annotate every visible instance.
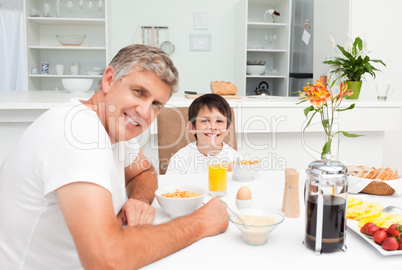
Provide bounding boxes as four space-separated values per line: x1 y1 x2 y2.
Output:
56 35 86 46
246 65 265 75
84 67 104 75
61 78 93 92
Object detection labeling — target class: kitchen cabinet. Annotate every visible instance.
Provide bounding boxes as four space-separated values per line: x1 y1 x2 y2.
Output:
235 0 292 96
23 0 108 91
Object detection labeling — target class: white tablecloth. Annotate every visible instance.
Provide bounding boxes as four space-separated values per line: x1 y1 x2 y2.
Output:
144 170 402 269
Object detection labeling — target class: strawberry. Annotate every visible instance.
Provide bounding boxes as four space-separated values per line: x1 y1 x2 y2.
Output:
373 230 388 245
366 225 380 236
399 238 402 250
360 222 375 234
387 224 400 238
382 237 399 251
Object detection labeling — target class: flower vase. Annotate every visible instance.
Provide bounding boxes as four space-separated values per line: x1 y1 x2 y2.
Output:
322 132 340 161
345 81 362 99
272 15 277 23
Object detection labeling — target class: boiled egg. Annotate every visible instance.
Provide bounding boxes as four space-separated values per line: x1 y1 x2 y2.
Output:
236 186 252 200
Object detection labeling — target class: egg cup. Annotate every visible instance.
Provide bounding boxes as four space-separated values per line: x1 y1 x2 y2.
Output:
236 199 252 209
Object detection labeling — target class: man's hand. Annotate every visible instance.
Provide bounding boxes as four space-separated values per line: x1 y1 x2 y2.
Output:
191 197 229 237
117 198 155 227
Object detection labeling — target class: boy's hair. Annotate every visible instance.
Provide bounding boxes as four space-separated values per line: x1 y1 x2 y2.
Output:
188 94 232 139
95 44 179 96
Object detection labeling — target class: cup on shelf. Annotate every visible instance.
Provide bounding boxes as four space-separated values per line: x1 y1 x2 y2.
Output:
55 64 64 75
376 83 394 101
31 67 38 74
41 62 49 75
70 63 80 75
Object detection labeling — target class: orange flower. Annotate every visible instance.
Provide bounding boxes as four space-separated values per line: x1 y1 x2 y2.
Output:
337 82 353 99
302 79 330 108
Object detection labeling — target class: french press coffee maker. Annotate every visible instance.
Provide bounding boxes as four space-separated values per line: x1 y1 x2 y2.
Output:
304 155 349 254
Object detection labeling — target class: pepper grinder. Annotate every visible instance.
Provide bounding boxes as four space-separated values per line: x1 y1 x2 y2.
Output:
282 168 296 212
285 171 300 218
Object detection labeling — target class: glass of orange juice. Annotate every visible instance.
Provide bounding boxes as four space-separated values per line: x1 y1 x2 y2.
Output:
208 150 228 197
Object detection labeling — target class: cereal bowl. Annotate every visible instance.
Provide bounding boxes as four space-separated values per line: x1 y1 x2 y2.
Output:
229 208 284 246
155 185 205 218
232 161 261 182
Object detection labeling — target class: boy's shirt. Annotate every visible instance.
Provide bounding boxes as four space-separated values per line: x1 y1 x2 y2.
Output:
165 142 239 175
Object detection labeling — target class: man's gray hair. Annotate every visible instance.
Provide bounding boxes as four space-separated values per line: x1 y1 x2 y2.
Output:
95 44 179 95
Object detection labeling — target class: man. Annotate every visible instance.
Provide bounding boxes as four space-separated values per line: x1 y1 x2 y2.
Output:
0 45 228 269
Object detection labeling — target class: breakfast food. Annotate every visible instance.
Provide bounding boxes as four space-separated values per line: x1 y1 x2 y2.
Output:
210 81 238 95
236 186 252 200
348 165 399 180
231 160 260 165
161 189 201 198
360 222 402 251
235 215 276 245
347 195 402 228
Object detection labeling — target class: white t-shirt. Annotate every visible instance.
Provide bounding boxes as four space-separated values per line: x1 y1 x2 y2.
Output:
165 142 239 175
0 99 139 269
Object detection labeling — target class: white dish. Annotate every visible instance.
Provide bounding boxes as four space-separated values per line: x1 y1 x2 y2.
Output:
348 219 402 256
56 35 86 46
62 78 93 92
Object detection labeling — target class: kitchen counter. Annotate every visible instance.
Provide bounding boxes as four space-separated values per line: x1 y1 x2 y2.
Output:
1 91 402 169
1 91 401 109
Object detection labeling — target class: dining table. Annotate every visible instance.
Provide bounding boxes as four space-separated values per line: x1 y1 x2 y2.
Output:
144 170 402 269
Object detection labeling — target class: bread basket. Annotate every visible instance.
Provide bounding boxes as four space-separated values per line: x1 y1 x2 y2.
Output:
360 180 395 196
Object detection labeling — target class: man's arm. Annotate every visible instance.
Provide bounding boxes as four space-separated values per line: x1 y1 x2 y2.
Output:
57 183 228 270
124 150 157 204
117 150 157 226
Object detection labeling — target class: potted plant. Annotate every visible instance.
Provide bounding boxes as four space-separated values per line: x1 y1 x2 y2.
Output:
323 36 386 99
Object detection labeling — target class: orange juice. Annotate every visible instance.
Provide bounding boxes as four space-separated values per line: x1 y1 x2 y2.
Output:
208 163 227 194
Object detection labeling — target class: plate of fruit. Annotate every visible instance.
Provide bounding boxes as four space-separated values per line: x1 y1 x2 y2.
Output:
347 195 402 255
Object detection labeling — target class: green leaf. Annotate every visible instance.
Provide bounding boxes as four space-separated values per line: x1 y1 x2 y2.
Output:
333 131 364 137
304 105 315 117
335 103 355 112
303 111 318 133
322 119 330 128
321 139 332 159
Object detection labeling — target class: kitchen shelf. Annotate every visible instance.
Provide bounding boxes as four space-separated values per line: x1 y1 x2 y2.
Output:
247 22 287 29
30 74 102 78
29 46 106 50
246 75 286 78
24 0 108 91
234 0 292 96
27 17 105 26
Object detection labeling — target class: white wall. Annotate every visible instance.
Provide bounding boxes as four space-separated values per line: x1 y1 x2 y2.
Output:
109 0 237 94
313 0 349 79
350 0 402 171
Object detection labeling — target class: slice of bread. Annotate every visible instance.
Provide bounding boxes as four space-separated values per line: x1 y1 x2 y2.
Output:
347 165 365 177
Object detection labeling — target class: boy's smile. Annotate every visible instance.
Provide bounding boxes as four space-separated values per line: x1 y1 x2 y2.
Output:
190 106 229 152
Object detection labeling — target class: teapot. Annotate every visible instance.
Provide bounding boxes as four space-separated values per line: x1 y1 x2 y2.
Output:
255 81 271 96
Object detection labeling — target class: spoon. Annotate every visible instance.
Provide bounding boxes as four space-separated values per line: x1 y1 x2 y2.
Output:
219 200 246 225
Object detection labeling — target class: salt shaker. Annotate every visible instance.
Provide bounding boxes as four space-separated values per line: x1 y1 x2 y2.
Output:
282 168 296 212
285 171 300 218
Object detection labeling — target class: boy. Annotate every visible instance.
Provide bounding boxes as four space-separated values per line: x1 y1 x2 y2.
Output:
166 93 239 174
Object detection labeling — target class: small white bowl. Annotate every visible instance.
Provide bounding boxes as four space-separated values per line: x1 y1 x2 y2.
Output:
246 65 265 75
232 162 261 182
229 208 284 246
155 185 205 218
236 199 252 209
84 67 104 75
56 35 86 46
62 78 93 92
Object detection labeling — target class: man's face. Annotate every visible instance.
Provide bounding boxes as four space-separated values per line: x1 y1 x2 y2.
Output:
189 106 229 149
103 67 171 143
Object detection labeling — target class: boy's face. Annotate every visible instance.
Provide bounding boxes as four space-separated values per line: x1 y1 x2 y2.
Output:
189 106 229 148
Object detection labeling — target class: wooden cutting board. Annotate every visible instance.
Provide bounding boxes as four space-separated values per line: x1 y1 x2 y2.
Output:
185 94 242 99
